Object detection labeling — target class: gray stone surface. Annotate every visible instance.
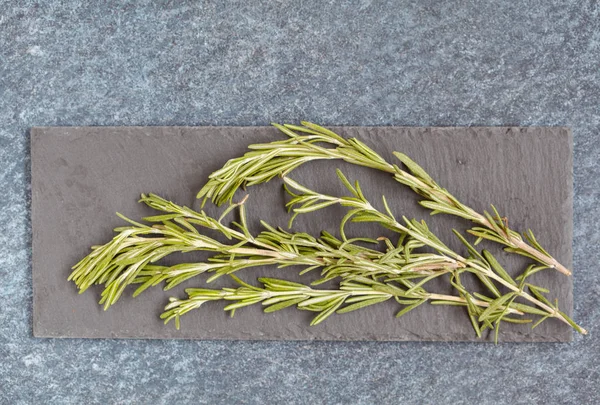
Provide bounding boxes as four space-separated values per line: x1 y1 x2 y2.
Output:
31 126 573 341
1 0 599 403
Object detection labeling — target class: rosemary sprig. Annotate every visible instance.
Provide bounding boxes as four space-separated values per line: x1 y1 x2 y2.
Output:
161 274 526 332
197 121 571 276
282 170 587 336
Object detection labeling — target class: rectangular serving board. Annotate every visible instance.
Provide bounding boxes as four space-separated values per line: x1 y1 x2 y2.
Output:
31 126 573 341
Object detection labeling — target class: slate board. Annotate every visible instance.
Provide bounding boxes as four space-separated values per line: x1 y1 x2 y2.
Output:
31 126 573 341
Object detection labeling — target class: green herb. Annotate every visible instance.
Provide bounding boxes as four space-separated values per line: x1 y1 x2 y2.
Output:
161 274 524 332
68 122 585 342
198 122 571 276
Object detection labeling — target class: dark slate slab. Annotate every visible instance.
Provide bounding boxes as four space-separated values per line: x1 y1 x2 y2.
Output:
31 126 573 341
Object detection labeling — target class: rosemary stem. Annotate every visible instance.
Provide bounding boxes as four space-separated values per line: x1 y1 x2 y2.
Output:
162 274 530 330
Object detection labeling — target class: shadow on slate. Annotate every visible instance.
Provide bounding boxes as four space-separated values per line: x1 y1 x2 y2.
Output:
30 126 573 342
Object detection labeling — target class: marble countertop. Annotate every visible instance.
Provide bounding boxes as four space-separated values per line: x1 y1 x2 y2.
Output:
1 1 598 403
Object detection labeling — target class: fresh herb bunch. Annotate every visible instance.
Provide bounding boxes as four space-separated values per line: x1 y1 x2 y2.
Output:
69 121 584 342
198 122 571 276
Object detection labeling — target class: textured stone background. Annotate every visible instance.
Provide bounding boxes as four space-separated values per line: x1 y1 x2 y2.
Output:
1 1 599 404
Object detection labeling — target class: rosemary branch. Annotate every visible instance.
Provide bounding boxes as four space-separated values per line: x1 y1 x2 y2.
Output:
197 121 571 276
283 170 587 336
161 274 526 332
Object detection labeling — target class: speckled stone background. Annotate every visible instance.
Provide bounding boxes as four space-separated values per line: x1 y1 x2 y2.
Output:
1 1 599 404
